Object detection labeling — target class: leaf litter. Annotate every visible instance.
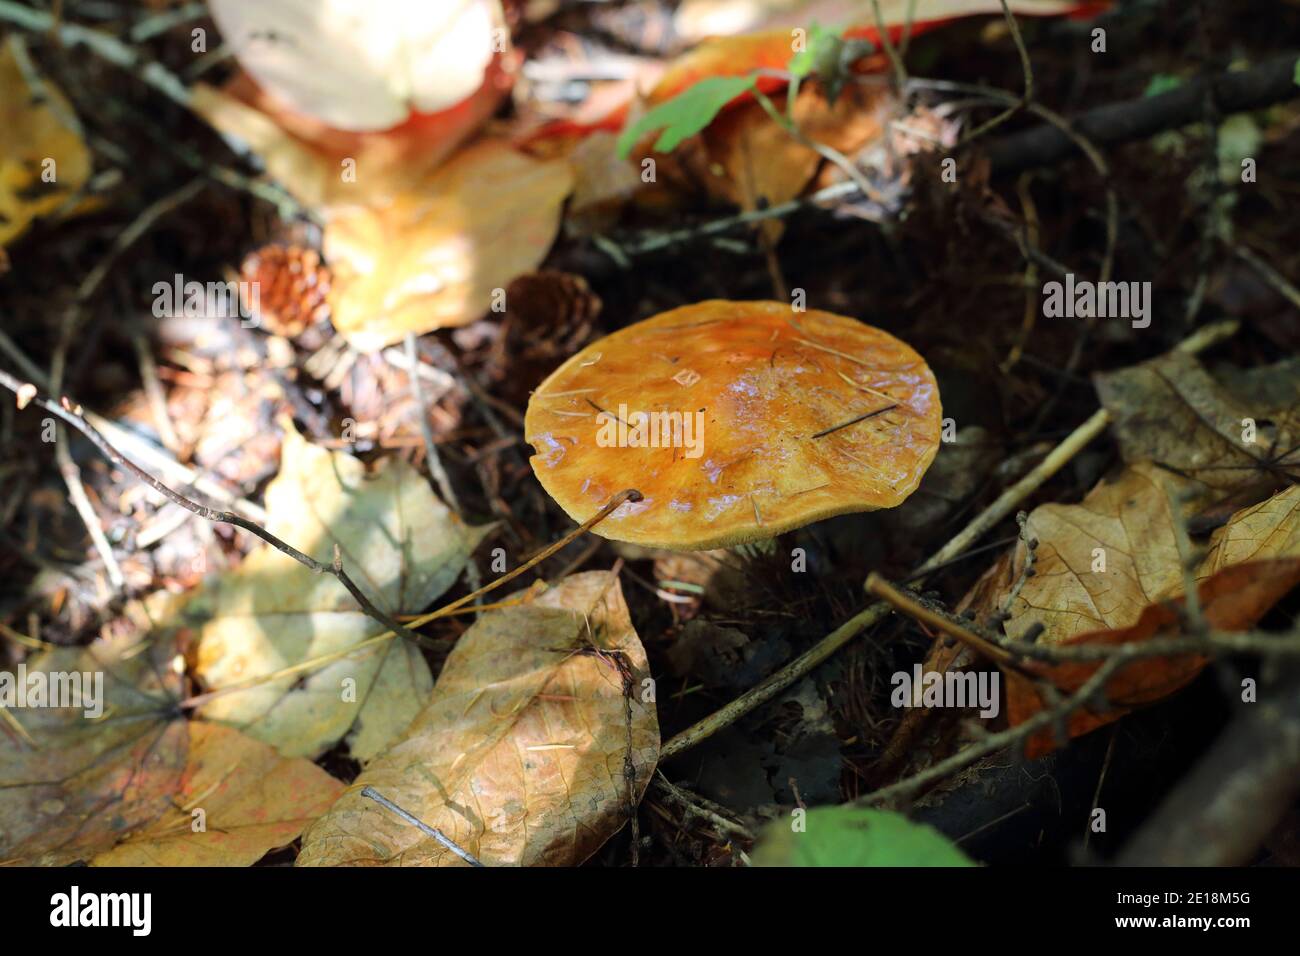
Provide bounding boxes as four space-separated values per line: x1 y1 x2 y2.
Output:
1 0 1299 871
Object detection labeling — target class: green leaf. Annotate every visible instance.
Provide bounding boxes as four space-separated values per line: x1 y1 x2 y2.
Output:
616 74 757 159
752 806 976 867
788 23 843 79
1293 56 1300 86
1143 73 1182 97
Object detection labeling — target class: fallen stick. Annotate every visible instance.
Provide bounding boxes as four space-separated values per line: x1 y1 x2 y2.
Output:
659 319 1239 761
984 53 1300 175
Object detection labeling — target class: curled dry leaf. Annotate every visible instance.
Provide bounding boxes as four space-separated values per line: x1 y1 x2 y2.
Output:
188 426 491 761
996 482 1300 756
525 300 942 550
0 625 342 866
325 138 575 351
297 571 658 866
0 42 92 247
208 0 508 133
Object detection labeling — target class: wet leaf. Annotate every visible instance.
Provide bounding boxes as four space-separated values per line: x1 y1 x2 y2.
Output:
189 426 490 761
296 571 659 866
0 41 92 247
751 805 974 866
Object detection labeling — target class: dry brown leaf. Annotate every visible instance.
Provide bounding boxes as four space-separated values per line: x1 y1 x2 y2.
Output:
1 624 341 866
1001 462 1193 645
324 138 574 351
0 630 187 866
1094 351 1300 499
1000 483 1300 755
1006 557 1300 758
0 41 92 247
296 571 659 866
92 722 344 867
693 84 890 241
191 73 509 213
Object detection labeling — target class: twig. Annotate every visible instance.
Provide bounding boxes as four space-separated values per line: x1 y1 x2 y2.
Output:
658 320 1239 762
0 1 192 109
855 656 1126 808
1233 244 1300 311
402 334 483 614
54 439 125 591
956 0 1034 146
359 786 484 867
618 181 861 258
1116 665 1300 866
0 369 431 649
983 53 1300 174
652 771 754 841
864 573 1013 666
869 0 910 92
0 330 265 521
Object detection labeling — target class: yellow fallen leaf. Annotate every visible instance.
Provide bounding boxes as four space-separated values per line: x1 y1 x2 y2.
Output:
92 722 344 866
324 138 574 351
297 571 659 866
188 426 491 761
0 41 92 247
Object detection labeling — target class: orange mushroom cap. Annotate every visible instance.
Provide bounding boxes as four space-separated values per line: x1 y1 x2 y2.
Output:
525 300 942 550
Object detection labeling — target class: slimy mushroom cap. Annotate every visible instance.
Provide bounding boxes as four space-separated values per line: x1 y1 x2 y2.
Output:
524 300 942 550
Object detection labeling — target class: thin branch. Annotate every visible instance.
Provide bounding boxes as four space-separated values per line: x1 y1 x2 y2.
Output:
955 0 1034 145
359 786 484 867
855 656 1127 808
0 368 432 649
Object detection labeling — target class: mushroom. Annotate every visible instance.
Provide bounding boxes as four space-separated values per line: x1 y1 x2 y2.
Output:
524 300 943 550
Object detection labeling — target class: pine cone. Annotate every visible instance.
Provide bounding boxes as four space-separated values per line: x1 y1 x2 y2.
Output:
504 271 602 348
238 244 331 338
